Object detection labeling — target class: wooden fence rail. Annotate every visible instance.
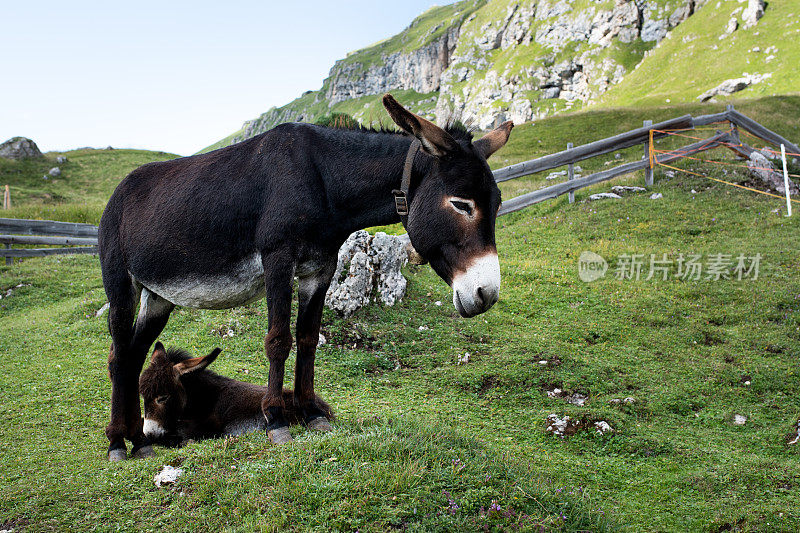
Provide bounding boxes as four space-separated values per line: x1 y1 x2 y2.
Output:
1 218 99 265
0 108 796 264
492 106 798 215
498 131 732 216
0 218 98 238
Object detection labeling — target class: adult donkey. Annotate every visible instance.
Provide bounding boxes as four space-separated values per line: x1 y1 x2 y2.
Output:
98 94 513 460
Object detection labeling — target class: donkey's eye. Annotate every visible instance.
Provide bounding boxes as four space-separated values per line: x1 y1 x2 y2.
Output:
450 199 474 217
156 395 170 405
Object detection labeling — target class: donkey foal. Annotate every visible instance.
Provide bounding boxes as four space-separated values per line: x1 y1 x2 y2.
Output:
138 342 334 447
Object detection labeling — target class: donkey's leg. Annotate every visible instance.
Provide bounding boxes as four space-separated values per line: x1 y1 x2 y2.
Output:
126 288 174 458
295 262 336 432
260 256 295 445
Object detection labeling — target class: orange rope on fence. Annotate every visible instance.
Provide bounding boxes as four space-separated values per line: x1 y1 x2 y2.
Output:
651 148 800 178
648 128 799 205
656 161 800 204
736 127 800 157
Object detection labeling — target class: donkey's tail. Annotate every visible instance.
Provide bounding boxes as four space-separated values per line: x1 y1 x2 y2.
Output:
281 388 335 425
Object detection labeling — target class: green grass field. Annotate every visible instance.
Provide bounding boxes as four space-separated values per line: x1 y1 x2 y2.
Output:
2 98 800 531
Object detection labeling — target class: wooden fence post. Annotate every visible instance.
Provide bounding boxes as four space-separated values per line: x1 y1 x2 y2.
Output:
726 104 741 153
567 142 575 204
643 120 654 186
3 185 9 210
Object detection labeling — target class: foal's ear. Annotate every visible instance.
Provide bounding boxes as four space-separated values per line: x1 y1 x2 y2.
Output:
383 93 460 157
151 341 167 361
173 348 222 377
473 120 514 160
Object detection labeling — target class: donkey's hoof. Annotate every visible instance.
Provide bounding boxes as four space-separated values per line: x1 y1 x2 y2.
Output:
108 448 128 462
307 417 333 432
268 427 294 445
132 445 156 459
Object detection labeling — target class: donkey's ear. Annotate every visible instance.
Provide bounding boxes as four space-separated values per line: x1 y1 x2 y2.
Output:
151 341 167 361
173 348 222 377
383 93 460 157
474 120 514 160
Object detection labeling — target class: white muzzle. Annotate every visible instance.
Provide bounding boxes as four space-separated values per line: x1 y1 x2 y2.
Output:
143 418 167 439
452 253 500 318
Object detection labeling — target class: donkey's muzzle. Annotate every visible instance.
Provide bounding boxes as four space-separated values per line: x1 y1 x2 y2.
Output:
452 253 500 318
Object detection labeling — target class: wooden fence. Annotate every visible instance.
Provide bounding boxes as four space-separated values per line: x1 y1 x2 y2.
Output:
494 104 800 216
1 106 797 263
1 218 98 265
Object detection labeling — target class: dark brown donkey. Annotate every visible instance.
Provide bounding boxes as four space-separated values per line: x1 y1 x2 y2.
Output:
139 342 333 446
99 94 513 460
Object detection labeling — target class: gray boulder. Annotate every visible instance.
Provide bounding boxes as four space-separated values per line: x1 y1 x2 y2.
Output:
369 232 408 307
49 167 62 177
324 230 409 317
611 185 647 195
56 156 68 164
0 137 43 160
698 73 770 102
748 151 798 195
589 192 622 201
742 0 765 29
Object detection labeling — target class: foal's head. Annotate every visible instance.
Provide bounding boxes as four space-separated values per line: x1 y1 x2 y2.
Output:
139 342 220 441
383 94 513 318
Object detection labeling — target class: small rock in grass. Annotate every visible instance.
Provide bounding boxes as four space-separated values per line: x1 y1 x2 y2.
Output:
611 185 647 196
434 301 442 306
317 333 326 347
49 167 61 177
457 352 470 365
691 189 698 194
665 170 676 178
733 414 747 425
154 465 183 487
589 192 622 201
96 302 110 317
650 193 663 200
594 421 613 434
614 153 622 160
609 397 635 405
538 360 548 365
546 170 567 180
567 393 588 406
56 155 68 164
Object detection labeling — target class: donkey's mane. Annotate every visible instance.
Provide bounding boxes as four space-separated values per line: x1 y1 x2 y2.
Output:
165 347 193 364
317 120 474 142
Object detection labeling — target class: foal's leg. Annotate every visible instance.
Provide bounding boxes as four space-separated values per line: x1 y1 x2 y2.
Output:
295 262 336 431
260 256 295 445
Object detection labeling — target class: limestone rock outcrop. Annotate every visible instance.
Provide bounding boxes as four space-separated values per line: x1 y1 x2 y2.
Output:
0 137 43 160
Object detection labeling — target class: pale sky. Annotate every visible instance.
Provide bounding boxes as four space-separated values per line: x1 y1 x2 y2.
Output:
1 1 455 156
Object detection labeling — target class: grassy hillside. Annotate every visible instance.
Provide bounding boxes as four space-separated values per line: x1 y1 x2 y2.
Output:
0 148 178 224
2 99 800 530
598 0 800 107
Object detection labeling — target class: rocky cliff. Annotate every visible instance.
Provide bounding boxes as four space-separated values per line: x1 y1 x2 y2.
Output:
205 0 782 152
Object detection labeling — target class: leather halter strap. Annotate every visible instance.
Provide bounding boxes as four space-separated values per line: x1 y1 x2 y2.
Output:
392 139 421 219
